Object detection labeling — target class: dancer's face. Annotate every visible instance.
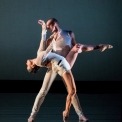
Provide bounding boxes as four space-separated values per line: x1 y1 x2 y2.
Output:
26 60 35 72
46 20 57 33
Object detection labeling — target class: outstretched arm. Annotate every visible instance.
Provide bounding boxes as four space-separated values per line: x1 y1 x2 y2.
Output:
37 20 47 55
37 20 57 56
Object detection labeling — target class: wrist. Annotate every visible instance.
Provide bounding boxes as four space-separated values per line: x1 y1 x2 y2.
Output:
42 29 47 35
41 30 47 41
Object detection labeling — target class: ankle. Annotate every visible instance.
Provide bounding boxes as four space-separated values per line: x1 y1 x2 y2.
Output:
79 114 88 121
28 116 35 122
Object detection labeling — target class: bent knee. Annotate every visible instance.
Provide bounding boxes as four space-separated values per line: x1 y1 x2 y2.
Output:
68 88 76 97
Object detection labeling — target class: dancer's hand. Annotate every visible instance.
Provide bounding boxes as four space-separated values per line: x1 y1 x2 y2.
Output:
99 44 113 52
38 19 46 30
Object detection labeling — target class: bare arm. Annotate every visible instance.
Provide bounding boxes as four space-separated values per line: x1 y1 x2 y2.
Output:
37 20 56 56
37 20 47 55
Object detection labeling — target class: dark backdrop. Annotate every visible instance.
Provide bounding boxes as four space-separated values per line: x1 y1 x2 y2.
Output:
0 0 122 81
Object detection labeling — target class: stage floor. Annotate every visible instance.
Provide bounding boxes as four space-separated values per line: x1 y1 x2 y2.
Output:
0 93 121 122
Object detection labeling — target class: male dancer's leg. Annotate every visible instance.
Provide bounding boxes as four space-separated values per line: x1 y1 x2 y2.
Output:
28 68 57 121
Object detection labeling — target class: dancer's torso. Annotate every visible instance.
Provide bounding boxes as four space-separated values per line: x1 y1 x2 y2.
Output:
50 30 72 57
36 30 73 67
